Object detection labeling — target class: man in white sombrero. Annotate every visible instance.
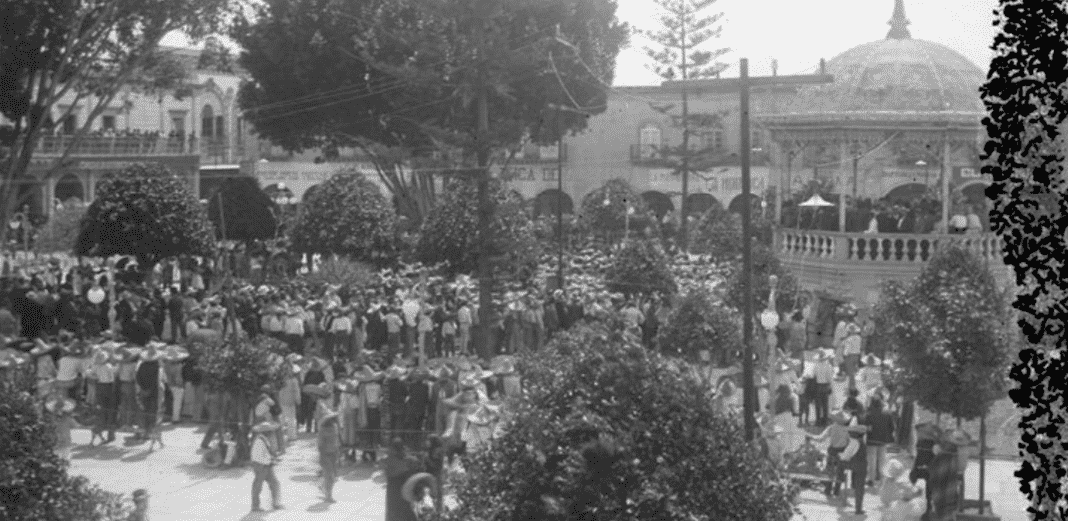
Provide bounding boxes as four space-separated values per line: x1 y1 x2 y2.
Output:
249 421 283 512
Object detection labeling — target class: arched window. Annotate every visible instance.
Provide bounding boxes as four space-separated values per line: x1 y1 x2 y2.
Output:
639 124 662 159
201 105 215 138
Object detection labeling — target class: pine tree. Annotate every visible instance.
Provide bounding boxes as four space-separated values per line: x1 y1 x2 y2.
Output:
641 0 731 252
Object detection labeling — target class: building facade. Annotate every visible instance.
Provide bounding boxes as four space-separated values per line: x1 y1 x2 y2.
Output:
18 47 256 216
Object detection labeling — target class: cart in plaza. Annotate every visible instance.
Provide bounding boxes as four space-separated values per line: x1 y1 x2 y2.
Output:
783 437 834 492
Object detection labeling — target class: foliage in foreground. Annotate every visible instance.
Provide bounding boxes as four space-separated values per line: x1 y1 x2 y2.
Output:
0 384 133 520
195 336 289 396
980 1 1068 518
658 286 743 366
442 320 797 521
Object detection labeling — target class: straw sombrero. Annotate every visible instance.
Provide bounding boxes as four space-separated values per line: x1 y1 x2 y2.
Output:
251 421 278 433
44 396 76 414
0 349 30 369
353 365 383 383
490 356 517 376
401 473 439 504
384 364 409 380
29 340 58 357
302 382 332 398
161 345 190 362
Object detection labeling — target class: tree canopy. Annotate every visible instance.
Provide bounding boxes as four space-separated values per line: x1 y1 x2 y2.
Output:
288 169 399 266
234 0 628 228
604 239 676 298
873 245 1015 422
0 0 232 244
658 286 742 366
0 379 133 520
441 319 797 521
75 163 215 268
415 177 540 280
581 178 659 243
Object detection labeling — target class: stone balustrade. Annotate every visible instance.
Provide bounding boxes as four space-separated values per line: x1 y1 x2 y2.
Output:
774 228 1012 303
776 229 1005 265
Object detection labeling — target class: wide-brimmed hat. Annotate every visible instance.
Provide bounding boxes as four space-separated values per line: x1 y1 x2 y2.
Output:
401 473 439 504
284 353 304 364
490 356 517 376
883 458 907 480
458 373 481 390
0 349 31 369
251 421 278 433
384 364 409 380
847 424 870 434
862 354 881 367
318 407 340 424
161 345 189 362
840 303 858 316
353 365 383 382
44 396 76 414
914 422 941 437
302 382 332 398
941 429 974 447
831 410 850 424
29 340 58 357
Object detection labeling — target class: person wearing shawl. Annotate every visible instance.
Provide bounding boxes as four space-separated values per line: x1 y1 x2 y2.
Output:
299 359 327 434
45 395 77 459
135 342 163 440
317 408 342 503
354 364 384 462
384 364 410 441
880 458 927 521
806 410 853 499
279 358 302 441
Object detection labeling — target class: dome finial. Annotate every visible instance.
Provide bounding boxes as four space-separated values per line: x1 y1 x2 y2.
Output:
886 0 911 40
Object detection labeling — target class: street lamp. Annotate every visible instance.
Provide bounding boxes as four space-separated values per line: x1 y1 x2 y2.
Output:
916 159 929 186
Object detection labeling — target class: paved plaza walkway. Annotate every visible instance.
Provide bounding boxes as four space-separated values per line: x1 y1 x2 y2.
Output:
67 424 1030 521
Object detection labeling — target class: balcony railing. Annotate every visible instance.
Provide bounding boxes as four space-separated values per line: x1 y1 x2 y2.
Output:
776 229 1005 265
774 228 1013 297
35 135 247 163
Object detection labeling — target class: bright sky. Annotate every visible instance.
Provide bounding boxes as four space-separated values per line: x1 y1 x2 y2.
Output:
164 0 999 87
613 0 999 85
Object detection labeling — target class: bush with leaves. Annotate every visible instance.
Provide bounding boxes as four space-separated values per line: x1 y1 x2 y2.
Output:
724 245 801 316
0 386 133 520
605 239 676 299
35 201 88 254
441 319 797 521
873 244 1016 422
75 163 214 270
196 336 289 395
658 287 742 366
289 170 399 267
690 202 742 262
415 177 540 281
581 178 659 243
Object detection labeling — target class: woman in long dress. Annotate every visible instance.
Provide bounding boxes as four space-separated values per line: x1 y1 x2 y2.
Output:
773 384 803 455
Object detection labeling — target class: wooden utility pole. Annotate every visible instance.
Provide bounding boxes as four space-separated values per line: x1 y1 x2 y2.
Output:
663 58 833 441
475 68 493 361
